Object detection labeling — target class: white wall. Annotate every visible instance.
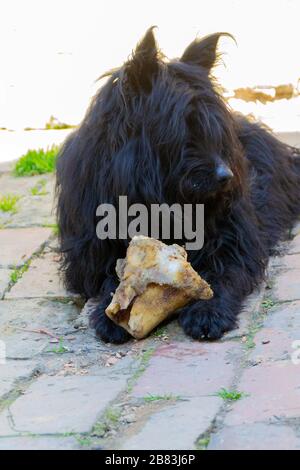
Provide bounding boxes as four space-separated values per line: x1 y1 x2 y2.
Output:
1 0 299 129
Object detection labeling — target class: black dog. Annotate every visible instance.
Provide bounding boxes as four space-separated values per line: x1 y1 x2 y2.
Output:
56 27 300 343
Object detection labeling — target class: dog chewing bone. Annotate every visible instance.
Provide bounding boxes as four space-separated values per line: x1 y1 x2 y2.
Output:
105 236 213 339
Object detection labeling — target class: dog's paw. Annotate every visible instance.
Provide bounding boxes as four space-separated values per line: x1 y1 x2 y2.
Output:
89 303 131 344
178 302 236 340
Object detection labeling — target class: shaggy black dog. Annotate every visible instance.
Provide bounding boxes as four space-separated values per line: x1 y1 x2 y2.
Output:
56 27 300 343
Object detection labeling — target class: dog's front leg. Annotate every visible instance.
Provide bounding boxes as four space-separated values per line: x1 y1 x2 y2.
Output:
89 276 131 344
178 275 247 340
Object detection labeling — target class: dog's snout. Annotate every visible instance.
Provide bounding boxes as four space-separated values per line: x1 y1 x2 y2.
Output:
215 162 233 184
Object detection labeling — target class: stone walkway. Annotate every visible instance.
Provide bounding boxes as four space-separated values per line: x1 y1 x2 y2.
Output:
0 146 300 450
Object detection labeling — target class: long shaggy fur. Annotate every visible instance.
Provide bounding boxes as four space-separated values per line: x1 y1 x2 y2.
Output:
56 27 300 343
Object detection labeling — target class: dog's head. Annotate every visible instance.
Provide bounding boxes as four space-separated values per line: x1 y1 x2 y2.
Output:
89 27 247 209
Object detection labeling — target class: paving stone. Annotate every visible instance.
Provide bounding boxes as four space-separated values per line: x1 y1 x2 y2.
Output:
0 269 11 298
292 221 300 238
0 227 52 268
208 423 299 450
223 286 265 340
289 234 300 254
249 301 300 363
5 252 73 300
121 397 222 450
131 341 240 398
0 174 55 229
0 436 79 450
0 299 80 359
0 375 128 435
5 194 55 228
0 161 14 174
0 360 37 398
273 268 300 302
0 173 54 196
279 254 300 270
224 361 300 426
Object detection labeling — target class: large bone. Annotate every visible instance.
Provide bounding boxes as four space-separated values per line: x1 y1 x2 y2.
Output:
105 236 213 339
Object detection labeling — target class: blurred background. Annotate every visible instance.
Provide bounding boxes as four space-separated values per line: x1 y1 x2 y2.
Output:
0 0 300 162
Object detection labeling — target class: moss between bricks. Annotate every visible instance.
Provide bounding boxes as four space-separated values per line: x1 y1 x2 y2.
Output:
10 261 31 285
195 436 210 450
127 348 155 393
243 292 278 350
216 388 248 401
143 393 181 403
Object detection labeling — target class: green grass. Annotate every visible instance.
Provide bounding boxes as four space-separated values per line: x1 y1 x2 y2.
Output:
104 407 122 424
261 298 276 310
10 261 30 284
143 393 180 403
91 422 107 437
127 348 155 392
244 323 261 350
196 437 210 450
216 388 247 401
30 178 48 196
42 222 59 236
14 145 59 176
153 326 167 338
0 194 20 213
76 436 93 447
45 115 75 130
50 337 69 354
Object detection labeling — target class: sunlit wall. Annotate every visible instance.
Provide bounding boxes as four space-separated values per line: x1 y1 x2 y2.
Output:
1 0 299 129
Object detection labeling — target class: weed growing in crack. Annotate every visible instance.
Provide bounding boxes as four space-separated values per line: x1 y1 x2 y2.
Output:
10 261 31 284
216 388 248 401
143 393 180 403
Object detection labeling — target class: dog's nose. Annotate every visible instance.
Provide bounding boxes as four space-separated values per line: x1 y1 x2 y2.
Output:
215 163 233 184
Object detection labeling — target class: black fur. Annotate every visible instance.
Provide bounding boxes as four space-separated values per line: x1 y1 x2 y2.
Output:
56 27 300 343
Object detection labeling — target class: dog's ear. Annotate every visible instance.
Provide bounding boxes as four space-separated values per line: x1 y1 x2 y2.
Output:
125 26 159 92
181 32 234 71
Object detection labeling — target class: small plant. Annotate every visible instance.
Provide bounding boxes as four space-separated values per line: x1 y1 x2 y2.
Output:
262 298 275 310
30 179 48 196
143 393 179 403
42 223 59 236
216 388 247 401
10 261 30 284
76 436 92 447
91 422 107 438
104 407 121 424
127 347 155 392
196 437 210 450
14 146 59 176
45 115 75 130
0 194 20 213
153 326 167 338
50 337 69 354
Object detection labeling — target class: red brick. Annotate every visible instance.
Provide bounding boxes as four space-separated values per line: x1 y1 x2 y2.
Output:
121 397 222 450
208 423 299 450
289 234 300 254
131 341 240 398
249 301 300 363
280 254 300 270
225 361 300 426
0 227 51 268
273 269 300 302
